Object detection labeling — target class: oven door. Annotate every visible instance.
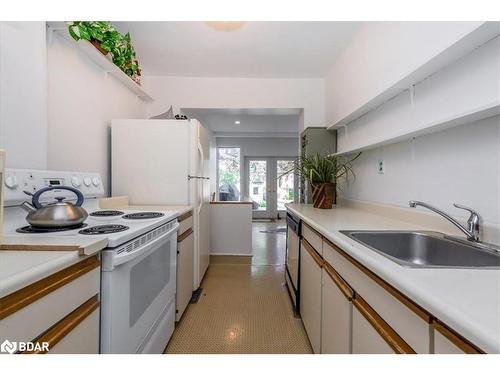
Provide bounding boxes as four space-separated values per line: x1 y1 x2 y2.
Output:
100 223 178 354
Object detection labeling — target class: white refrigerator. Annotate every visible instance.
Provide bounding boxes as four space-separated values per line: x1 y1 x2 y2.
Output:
111 119 212 289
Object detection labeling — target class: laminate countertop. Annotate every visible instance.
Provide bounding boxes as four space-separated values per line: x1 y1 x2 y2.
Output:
286 202 500 353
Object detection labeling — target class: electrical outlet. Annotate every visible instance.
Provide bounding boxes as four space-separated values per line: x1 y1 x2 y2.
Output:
377 159 385 174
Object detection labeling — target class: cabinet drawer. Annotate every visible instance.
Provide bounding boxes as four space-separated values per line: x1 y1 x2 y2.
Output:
0 256 100 345
321 263 353 353
302 222 323 256
178 211 193 235
432 320 483 354
323 239 431 353
300 239 323 353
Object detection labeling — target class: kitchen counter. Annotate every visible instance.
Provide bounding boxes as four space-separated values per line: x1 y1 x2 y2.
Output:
286 201 500 353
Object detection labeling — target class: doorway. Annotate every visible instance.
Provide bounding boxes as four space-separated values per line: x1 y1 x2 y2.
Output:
244 157 296 219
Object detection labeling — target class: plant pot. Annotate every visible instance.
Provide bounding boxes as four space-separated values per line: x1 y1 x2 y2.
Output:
311 183 336 209
90 39 109 56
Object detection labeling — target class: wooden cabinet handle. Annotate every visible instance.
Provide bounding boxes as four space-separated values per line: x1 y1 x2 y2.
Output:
178 211 193 222
353 295 415 354
432 320 483 354
177 227 193 243
323 261 354 300
21 295 100 354
301 239 324 268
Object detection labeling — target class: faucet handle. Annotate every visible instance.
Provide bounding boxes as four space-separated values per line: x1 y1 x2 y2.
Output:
453 203 480 217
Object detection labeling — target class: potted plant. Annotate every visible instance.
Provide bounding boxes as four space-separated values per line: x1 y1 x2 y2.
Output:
67 22 142 85
283 152 361 209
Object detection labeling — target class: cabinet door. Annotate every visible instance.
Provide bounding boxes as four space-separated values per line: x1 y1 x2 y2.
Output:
176 229 194 321
321 264 353 353
352 296 415 354
300 239 323 353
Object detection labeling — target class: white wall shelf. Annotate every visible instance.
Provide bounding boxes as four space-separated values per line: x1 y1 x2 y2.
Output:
332 100 500 156
46 22 153 102
327 22 500 130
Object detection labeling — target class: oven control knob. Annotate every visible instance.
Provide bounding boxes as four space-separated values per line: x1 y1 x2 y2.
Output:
83 177 92 187
92 176 100 186
4 174 18 189
71 176 82 187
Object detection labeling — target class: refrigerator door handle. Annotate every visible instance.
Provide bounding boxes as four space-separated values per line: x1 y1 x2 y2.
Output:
197 142 204 214
188 175 210 180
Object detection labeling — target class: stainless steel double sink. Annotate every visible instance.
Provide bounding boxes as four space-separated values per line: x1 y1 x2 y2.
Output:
340 230 500 269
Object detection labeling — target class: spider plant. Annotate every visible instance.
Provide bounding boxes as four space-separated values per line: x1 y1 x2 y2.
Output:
282 152 361 185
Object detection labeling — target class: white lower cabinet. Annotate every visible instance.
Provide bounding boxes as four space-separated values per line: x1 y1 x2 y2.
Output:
321 264 353 353
300 239 323 353
176 228 194 321
432 321 482 354
352 304 395 354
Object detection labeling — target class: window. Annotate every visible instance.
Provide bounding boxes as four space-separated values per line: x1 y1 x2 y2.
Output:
253 186 259 195
217 147 241 201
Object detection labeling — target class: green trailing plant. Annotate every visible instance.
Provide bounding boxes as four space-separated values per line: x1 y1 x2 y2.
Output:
67 21 141 84
280 152 361 185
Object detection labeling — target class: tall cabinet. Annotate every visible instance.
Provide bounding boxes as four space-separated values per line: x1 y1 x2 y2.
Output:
299 127 337 204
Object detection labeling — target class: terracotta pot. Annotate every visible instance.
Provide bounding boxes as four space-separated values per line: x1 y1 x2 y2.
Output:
311 182 336 209
90 39 108 56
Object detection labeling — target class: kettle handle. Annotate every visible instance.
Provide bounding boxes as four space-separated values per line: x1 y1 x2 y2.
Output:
31 185 85 209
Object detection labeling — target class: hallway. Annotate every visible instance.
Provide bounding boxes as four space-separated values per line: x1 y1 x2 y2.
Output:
165 220 312 354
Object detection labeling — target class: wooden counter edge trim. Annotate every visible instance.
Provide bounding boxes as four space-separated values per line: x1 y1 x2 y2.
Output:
0 255 100 320
323 237 430 322
209 201 253 204
301 238 324 268
0 244 84 254
432 319 484 354
323 261 354 300
353 295 416 354
178 210 193 222
22 295 100 354
177 227 194 243
302 221 322 239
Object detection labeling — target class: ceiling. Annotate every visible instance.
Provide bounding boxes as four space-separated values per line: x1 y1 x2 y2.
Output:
114 21 361 78
182 108 300 137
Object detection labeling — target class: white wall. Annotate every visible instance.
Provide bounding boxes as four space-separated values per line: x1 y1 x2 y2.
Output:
143 76 324 131
337 36 500 152
216 137 299 158
47 32 147 194
0 22 47 169
342 115 500 241
324 21 489 127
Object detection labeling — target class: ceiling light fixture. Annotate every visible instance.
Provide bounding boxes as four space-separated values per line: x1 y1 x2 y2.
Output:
204 21 246 32
234 120 241 125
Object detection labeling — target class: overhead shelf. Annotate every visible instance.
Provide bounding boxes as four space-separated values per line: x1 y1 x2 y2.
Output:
332 100 500 156
328 22 500 130
46 22 153 102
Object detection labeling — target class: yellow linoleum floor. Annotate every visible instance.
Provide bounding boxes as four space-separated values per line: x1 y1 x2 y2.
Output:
165 221 312 354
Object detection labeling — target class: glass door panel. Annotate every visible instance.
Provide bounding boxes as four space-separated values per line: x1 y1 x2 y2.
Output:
276 159 295 211
248 159 269 217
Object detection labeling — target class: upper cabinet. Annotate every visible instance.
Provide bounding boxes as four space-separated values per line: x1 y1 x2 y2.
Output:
0 22 47 168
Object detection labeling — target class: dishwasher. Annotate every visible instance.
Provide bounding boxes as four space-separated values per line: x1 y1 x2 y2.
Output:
285 212 301 313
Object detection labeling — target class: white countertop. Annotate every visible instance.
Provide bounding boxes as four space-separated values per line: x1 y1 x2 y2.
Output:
286 202 500 353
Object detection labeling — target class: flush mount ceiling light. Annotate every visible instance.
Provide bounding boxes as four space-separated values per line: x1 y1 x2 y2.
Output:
234 120 241 125
204 21 247 32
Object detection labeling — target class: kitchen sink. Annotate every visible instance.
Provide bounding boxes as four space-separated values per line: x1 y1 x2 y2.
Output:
340 231 500 269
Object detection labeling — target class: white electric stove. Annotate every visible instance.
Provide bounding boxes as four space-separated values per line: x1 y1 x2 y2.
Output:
2 168 179 354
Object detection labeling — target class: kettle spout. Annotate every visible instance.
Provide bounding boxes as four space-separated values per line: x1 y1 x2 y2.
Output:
21 201 36 213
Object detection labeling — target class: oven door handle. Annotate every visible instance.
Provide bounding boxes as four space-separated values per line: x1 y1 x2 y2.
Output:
110 223 180 269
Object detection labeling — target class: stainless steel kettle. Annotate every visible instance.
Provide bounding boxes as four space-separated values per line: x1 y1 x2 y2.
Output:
21 185 88 228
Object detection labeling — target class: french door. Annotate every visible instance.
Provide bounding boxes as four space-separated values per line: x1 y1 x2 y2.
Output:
244 157 296 219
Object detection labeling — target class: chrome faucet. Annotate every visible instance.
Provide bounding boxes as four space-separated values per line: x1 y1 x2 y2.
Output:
409 201 482 242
